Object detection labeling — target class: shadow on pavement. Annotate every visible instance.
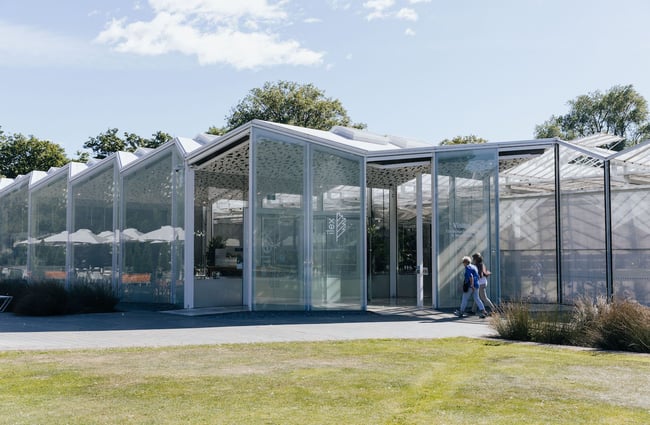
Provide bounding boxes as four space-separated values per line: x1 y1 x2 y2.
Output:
0 309 435 333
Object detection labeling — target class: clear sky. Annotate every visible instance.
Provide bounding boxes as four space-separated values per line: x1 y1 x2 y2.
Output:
1 0 650 156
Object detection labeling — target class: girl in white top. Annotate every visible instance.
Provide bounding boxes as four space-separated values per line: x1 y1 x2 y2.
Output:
472 252 496 313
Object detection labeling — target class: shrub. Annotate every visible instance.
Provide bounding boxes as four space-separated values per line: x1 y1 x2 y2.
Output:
6 279 118 316
12 281 68 316
0 278 29 312
529 309 575 345
489 300 532 341
490 298 650 353
66 281 119 314
592 299 650 353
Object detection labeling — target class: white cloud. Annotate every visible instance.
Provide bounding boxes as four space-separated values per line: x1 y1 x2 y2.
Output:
405 28 415 36
362 1 425 22
328 0 351 11
304 17 322 24
407 0 431 3
96 0 324 69
396 8 418 21
363 0 395 20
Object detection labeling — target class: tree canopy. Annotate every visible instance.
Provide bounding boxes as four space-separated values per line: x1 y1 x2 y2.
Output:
83 128 173 159
214 80 366 134
440 135 488 145
535 84 650 148
0 128 69 179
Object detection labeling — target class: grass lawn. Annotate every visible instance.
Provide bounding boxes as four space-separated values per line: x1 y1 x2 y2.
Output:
1 338 649 424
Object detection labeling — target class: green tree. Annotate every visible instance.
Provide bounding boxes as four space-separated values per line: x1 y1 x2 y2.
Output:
219 80 366 133
206 126 226 136
440 135 488 145
84 128 125 159
0 132 69 178
84 129 173 159
535 84 650 148
144 131 173 149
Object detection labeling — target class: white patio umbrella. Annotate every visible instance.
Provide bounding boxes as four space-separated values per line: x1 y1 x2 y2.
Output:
97 230 114 243
120 228 145 242
141 225 185 242
43 231 69 244
13 237 40 247
69 228 104 244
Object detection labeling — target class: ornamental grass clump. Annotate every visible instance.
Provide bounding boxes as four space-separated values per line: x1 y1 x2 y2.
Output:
591 298 650 353
491 297 650 353
489 299 532 341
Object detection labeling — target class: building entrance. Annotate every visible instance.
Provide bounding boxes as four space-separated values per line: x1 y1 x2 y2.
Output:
192 141 249 308
367 162 432 307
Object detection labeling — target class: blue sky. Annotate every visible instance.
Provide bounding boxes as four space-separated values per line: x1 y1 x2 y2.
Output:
1 0 650 156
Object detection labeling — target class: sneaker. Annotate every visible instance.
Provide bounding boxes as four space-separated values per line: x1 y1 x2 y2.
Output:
454 310 464 318
478 311 487 319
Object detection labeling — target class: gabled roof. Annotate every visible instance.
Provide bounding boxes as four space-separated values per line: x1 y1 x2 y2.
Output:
0 178 13 190
30 162 87 191
187 120 436 167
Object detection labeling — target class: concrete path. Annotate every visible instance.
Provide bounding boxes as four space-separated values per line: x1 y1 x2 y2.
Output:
0 306 496 351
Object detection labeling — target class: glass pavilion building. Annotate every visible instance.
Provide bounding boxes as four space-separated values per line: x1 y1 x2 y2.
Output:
0 120 648 311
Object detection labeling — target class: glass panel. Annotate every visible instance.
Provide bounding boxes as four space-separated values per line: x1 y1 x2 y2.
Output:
193 142 248 308
559 146 606 304
367 188 390 302
311 149 362 309
435 149 497 309
397 180 417 301
70 163 114 288
499 147 558 303
121 152 175 304
610 156 650 305
0 180 30 281
253 137 304 310
171 151 185 306
395 173 432 304
30 174 68 282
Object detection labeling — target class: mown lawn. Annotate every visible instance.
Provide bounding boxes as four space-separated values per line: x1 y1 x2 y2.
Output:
1 338 648 424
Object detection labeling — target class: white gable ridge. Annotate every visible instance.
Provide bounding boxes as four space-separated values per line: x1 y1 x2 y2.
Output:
0 178 13 190
176 137 203 156
28 170 50 187
69 162 88 176
330 126 390 146
331 126 432 149
117 151 140 169
254 121 425 154
193 133 220 145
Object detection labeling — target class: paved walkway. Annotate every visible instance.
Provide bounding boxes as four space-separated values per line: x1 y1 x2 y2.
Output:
0 306 496 351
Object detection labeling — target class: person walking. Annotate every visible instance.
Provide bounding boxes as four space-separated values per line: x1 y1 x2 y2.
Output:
472 252 497 314
455 256 488 318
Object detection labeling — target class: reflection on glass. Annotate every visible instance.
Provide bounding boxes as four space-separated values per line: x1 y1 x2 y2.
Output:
70 163 114 288
609 158 650 305
311 149 362 309
499 147 557 303
559 146 606 303
121 151 182 305
436 149 496 308
0 180 29 281
368 188 390 302
254 138 304 309
30 174 68 282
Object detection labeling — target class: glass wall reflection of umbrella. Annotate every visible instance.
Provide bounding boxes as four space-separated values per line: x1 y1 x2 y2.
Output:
141 226 184 243
69 229 104 244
